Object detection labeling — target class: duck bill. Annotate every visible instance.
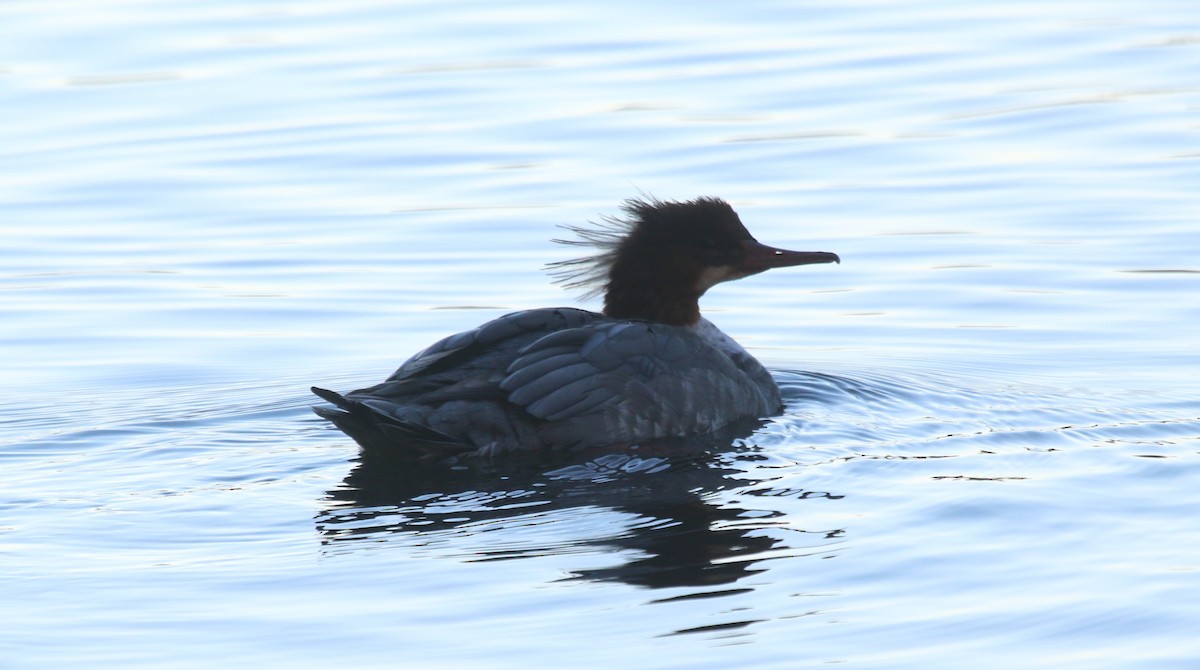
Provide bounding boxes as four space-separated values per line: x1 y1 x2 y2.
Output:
740 239 840 273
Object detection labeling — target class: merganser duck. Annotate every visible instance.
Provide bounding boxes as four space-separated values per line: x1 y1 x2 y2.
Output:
312 197 839 462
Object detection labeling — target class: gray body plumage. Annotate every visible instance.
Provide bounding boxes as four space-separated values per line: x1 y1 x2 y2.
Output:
312 307 782 460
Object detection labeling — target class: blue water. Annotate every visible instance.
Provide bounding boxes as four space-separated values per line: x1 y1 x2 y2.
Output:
3 1 1199 668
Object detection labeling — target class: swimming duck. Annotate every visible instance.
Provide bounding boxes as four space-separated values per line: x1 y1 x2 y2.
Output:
312 196 839 462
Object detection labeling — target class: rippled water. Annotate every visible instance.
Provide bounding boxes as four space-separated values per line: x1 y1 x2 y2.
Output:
3 1 1199 668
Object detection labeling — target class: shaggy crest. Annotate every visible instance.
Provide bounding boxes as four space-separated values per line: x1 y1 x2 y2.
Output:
545 199 643 299
547 196 732 299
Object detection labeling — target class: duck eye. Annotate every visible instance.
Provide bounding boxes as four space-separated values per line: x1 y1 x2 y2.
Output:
696 237 737 264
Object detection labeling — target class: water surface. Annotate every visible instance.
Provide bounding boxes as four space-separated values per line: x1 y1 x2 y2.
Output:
2 1 1199 668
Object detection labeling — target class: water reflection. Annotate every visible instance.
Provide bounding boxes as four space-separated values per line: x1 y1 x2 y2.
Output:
317 420 845 590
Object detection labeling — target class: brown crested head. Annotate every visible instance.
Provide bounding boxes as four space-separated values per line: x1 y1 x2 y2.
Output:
549 196 839 326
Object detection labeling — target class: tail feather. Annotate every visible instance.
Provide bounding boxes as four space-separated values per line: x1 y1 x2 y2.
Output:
310 386 476 463
311 385 354 410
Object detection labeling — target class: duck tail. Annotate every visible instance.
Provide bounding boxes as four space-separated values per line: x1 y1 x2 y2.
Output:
310 387 475 464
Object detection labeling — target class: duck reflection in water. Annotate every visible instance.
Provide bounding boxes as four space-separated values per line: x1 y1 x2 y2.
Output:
317 419 845 590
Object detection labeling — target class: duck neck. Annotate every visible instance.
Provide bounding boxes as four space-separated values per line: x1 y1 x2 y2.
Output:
602 268 701 326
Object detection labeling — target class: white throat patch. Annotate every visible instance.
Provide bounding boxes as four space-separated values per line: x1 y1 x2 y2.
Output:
694 265 736 294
